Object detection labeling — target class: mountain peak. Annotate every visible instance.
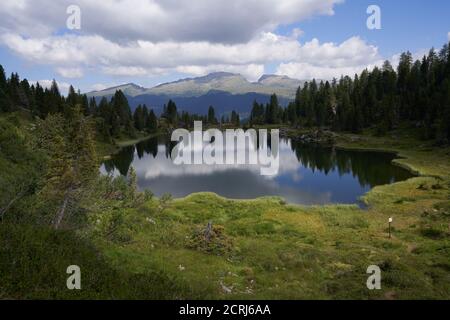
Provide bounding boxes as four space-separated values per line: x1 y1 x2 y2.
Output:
194 72 244 83
86 82 145 97
258 74 290 82
204 71 238 78
87 72 304 99
99 83 143 91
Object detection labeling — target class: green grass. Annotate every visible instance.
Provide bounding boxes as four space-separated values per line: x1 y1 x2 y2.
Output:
92 128 449 300
97 184 449 299
97 132 161 159
1 114 449 299
115 132 160 148
0 223 203 299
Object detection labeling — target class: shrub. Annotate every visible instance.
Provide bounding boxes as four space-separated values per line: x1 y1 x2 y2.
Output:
186 223 233 256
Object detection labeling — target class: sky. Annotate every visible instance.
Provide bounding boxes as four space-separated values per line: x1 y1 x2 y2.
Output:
0 0 449 95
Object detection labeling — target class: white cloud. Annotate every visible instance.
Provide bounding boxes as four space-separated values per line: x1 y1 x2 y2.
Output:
290 28 304 39
56 67 83 78
31 79 72 95
0 0 394 82
276 62 378 80
0 0 343 43
448 31 450 41
1 32 381 81
102 66 150 77
90 83 109 91
175 64 265 82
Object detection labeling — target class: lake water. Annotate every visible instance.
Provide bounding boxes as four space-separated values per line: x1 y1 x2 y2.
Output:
101 135 414 205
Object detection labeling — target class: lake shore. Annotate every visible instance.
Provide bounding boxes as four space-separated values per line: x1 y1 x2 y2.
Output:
94 129 450 299
98 131 162 160
2 115 449 299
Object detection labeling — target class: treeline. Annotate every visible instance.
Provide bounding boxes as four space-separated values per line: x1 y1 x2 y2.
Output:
0 67 155 141
166 102 241 128
2 41 449 144
0 64 244 140
250 42 450 144
0 86 151 231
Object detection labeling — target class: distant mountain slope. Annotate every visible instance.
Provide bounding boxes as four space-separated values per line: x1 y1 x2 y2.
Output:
142 72 304 98
89 83 147 98
86 72 305 115
129 91 292 117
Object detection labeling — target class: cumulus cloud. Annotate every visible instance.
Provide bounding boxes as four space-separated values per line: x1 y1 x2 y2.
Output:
175 64 265 82
30 79 72 95
90 83 110 91
0 0 342 43
0 0 390 82
102 66 150 77
448 31 450 41
56 67 84 78
290 28 305 39
1 32 381 81
275 37 383 79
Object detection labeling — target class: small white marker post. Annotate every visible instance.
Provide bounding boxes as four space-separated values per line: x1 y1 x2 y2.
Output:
388 217 393 239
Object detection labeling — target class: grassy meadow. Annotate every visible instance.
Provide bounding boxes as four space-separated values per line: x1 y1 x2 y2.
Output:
1 113 449 300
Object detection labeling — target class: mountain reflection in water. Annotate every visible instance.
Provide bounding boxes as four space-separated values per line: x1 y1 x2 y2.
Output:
101 135 414 205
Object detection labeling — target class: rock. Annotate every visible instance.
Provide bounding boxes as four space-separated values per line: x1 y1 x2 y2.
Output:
146 217 156 224
293 130 336 146
220 281 233 294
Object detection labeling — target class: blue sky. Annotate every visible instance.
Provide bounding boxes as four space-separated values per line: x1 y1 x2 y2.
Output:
284 0 450 56
0 0 449 94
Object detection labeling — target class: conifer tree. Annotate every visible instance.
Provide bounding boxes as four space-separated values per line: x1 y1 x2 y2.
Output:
38 107 98 229
147 109 158 132
207 105 217 124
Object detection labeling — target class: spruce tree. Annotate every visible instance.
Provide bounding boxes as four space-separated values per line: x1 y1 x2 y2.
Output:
207 105 217 124
147 109 158 132
38 107 98 229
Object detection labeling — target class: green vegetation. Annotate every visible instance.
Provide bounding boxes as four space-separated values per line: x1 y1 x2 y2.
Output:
1 109 449 299
249 42 450 145
0 42 449 300
90 128 450 299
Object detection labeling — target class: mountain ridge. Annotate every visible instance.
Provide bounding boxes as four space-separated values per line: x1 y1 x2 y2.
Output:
87 72 305 99
86 72 307 116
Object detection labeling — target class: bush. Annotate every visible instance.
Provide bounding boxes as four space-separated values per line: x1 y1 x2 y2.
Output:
186 223 233 256
420 227 445 239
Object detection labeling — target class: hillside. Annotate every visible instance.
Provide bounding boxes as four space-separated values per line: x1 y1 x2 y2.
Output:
86 72 304 115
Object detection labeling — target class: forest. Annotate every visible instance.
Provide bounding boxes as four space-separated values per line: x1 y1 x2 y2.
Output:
0 42 449 300
2 42 450 147
250 43 450 144
0 42 449 228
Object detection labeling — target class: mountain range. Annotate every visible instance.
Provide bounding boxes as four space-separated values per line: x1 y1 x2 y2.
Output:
86 72 306 116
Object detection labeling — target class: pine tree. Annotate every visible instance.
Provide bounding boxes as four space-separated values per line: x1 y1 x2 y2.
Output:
66 85 77 108
0 65 10 112
133 105 145 131
34 83 47 117
230 110 240 126
207 105 217 124
147 109 158 132
142 104 149 129
6 73 21 111
38 107 98 229
81 94 89 115
265 94 280 124
165 100 178 125
112 90 134 136
0 65 6 90
89 97 98 116
397 52 413 119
